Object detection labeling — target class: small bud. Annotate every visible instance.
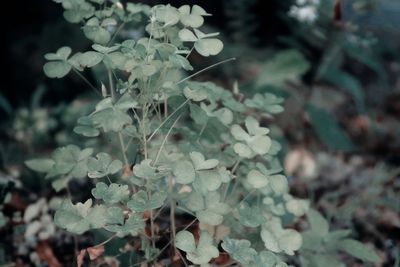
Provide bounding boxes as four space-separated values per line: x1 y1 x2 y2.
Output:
101 83 107 98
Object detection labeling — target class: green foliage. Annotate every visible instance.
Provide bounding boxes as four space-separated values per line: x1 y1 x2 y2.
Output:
257 49 310 87
301 209 380 266
24 1 381 266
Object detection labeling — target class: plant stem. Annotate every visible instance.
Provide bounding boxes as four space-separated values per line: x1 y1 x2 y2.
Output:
147 99 189 142
108 69 129 166
72 68 101 96
176 57 236 85
168 175 176 253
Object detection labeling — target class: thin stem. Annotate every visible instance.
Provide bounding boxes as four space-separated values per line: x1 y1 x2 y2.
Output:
108 22 126 46
153 114 182 165
185 46 194 59
108 69 129 166
95 234 116 247
72 68 101 96
176 57 236 85
147 99 189 142
168 175 177 253
150 206 155 248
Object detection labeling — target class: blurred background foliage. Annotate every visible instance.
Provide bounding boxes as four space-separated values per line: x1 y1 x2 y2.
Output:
0 0 399 266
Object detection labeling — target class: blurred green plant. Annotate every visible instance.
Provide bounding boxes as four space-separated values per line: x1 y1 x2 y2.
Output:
20 0 383 266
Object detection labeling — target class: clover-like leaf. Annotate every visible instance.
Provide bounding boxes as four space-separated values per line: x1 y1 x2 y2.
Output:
43 47 73 78
44 145 93 180
189 152 219 170
183 87 208 102
222 238 257 265
173 160 196 184
231 117 271 158
90 94 137 132
83 17 111 45
194 170 223 193
133 159 166 180
176 230 219 265
127 190 167 212
178 5 210 28
244 93 284 115
261 217 302 255
175 230 196 253
194 38 223 57
237 203 263 228
25 159 54 173
105 206 125 225
188 191 230 225
54 199 107 234
87 153 123 178
154 4 180 26
247 169 269 189
105 213 145 237
91 182 129 204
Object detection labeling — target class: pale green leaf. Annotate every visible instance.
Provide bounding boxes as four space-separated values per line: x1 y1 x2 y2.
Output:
339 239 380 262
173 160 196 184
194 38 223 57
25 159 54 173
221 238 257 265
43 61 71 78
175 230 196 253
91 182 129 204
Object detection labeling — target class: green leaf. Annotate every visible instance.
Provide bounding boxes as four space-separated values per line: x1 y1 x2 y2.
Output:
45 145 93 179
247 170 268 189
186 191 205 211
106 206 124 225
25 159 54 173
307 209 329 237
175 230 196 253
245 93 284 114
257 49 310 86
91 182 129 204
196 170 222 192
222 238 257 265
305 104 354 151
154 5 180 26
73 126 100 137
268 174 288 194
73 51 104 68
133 159 165 180
237 203 263 227
0 212 7 228
54 199 107 234
261 217 302 255
194 38 223 57
178 5 206 28
87 153 123 178
105 213 144 237
197 210 223 225
83 19 111 45
179 29 198 42
184 231 219 265
323 69 365 112
190 152 219 170
43 61 71 78
173 160 196 184
183 87 207 102
127 190 167 212
338 239 380 262
90 97 133 132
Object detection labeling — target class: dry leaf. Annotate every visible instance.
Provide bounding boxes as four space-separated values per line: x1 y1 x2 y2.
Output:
36 241 62 267
87 245 105 260
77 249 86 267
